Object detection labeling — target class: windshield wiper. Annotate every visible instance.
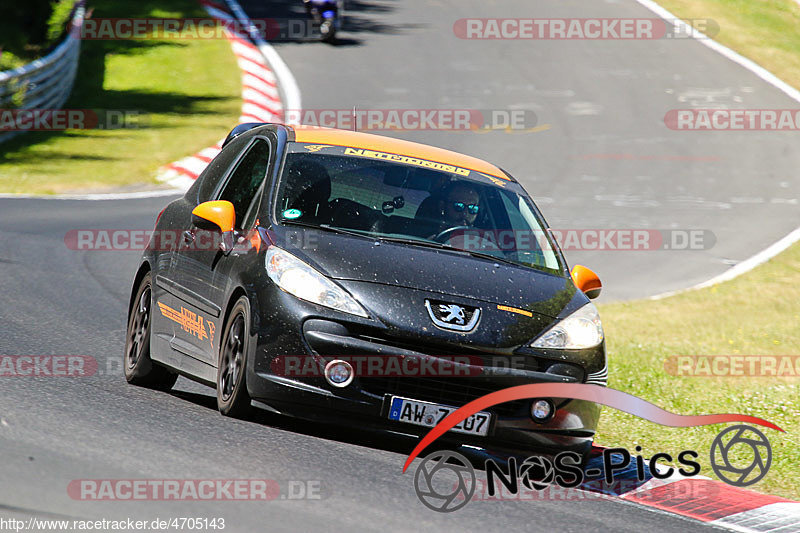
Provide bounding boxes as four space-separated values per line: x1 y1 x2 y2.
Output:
374 235 452 250
277 223 522 267
278 220 370 239
375 236 521 267
459 248 521 267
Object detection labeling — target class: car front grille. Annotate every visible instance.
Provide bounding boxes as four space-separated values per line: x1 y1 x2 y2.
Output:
350 332 584 417
356 334 541 373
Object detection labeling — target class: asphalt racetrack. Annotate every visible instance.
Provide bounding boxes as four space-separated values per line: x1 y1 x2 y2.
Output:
1 0 798 530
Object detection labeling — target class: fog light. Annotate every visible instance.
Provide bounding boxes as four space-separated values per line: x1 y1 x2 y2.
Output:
530 399 554 422
324 360 354 388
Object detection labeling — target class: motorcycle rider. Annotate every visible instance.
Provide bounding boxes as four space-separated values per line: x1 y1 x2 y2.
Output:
302 0 339 42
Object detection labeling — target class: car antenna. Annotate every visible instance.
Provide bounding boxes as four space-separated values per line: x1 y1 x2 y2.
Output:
352 106 357 132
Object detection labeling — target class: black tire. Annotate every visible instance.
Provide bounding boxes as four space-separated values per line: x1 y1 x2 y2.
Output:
124 272 179 390
216 296 252 417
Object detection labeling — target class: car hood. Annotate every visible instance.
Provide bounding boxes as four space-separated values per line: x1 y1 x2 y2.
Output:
272 229 575 319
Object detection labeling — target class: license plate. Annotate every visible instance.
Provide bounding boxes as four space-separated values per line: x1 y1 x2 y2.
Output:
387 396 492 437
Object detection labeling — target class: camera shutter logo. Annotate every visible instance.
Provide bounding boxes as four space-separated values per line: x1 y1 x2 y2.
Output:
710 425 772 487
413 450 475 512
518 456 555 491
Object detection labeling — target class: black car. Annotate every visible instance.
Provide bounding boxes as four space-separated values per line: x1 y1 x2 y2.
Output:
125 123 607 458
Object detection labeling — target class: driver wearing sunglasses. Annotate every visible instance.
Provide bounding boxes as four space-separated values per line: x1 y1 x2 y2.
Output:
437 181 481 231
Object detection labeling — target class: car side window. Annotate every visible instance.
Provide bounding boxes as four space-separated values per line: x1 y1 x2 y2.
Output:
240 181 266 232
217 138 271 230
193 135 251 204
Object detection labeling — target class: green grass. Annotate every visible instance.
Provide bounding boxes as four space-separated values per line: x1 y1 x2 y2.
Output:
0 0 241 193
596 240 800 499
589 0 800 501
656 0 800 90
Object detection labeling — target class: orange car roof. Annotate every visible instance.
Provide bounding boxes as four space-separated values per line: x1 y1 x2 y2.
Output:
289 125 509 180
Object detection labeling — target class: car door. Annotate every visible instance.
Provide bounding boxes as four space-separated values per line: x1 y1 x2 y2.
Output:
167 136 274 378
150 207 185 371
151 134 255 372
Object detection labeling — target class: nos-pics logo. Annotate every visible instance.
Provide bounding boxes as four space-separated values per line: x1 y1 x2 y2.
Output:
402 384 781 513
412 424 773 513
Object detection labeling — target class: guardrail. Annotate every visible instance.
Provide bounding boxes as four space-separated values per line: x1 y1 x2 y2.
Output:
0 1 85 144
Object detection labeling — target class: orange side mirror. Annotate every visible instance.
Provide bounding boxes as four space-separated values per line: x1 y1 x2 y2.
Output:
571 265 602 299
192 201 236 233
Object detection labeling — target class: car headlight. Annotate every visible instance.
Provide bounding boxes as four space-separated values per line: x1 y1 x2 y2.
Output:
532 303 603 349
265 246 368 318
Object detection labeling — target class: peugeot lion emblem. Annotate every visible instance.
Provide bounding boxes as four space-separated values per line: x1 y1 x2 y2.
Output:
425 300 481 332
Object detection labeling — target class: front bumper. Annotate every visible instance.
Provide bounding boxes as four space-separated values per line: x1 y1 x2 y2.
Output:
246 284 604 456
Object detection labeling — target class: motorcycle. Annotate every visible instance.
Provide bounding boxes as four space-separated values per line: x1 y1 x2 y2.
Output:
303 0 341 42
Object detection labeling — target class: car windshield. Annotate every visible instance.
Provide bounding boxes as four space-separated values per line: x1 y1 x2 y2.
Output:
274 142 563 274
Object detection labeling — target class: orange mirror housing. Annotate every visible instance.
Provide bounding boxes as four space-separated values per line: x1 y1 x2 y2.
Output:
191 201 236 233
571 265 602 299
